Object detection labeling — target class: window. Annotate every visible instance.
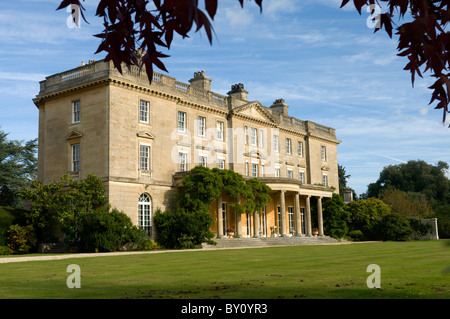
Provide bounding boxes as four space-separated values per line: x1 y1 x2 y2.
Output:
217 121 224 141
273 135 279 152
259 129 264 148
321 145 327 161
245 161 249 176
288 206 294 234
217 158 225 170
244 126 248 145
72 100 80 123
138 193 152 236
140 144 150 171
222 202 227 235
261 206 267 237
300 207 306 234
286 138 292 154
199 155 207 167
198 116 206 137
250 128 257 146
275 167 280 178
298 141 303 157
140 100 149 123
72 143 80 171
287 168 293 179
178 111 186 132
322 173 328 186
178 152 187 171
299 171 305 183
261 164 265 177
252 163 258 177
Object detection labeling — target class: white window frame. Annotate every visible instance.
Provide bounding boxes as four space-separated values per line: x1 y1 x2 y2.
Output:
178 111 186 133
250 127 257 146
288 206 294 234
298 141 303 157
138 193 152 236
139 144 151 171
178 152 187 171
245 161 249 176
72 100 80 124
252 163 258 177
273 135 279 152
322 173 328 186
299 170 305 183
261 164 265 177
217 157 225 170
287 168 293 179
217 121 224 141
198 116 206 137
259 129 264 148
140 100 149 123
199 154 207 167
321 145 327 161
244 126 248 145
286 138 292 155
72 143 80 172
275 166 280 178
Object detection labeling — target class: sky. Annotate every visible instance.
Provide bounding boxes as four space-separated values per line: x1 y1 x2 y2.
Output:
0 0 449 196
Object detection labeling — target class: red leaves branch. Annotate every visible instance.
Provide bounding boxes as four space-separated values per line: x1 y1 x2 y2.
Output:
57 0 262 84
341 0 450 125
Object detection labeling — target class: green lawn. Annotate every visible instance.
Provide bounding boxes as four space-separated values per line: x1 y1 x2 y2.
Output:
0 240 448 299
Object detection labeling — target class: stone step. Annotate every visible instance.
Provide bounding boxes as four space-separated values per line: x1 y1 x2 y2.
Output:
202 236 341 249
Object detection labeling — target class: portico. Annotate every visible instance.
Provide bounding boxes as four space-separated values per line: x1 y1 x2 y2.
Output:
214 178 334 239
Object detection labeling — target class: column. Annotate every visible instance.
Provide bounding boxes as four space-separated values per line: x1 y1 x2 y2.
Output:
217 194 223 238
317 196 324 236
253 211 260 238
236 207 242 238
294 192 301 236
305 195 312 236
280 190 287 237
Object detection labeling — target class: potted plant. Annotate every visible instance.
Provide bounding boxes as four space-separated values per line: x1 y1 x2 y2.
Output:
312 228 319 236
226 228 235 238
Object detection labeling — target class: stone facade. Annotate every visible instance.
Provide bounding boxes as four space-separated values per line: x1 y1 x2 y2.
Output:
34 60 341 239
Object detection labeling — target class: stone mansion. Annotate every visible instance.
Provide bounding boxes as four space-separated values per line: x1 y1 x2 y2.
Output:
33 60 341 239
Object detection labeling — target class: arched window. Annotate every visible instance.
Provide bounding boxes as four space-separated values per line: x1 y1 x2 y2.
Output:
138 193 152 236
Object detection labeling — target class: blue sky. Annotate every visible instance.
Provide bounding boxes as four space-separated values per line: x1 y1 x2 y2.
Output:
0 0 449 196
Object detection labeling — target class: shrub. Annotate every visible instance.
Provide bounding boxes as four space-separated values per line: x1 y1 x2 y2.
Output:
0 246 11 255
348 230 364 241
7 224 37 254
70 208 143 252
323 194 350 239
153 208 215 249
379 213 412 241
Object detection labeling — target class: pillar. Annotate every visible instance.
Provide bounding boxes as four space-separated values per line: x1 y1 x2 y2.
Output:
305 195 312 236
317 196 324 236
236 207 242 238
253 211 260 238
294 192 301 236
217 194 223 238
280 190 287 237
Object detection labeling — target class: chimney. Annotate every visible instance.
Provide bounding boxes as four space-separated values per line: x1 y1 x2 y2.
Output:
189 70 212 91
227 83 248 101
270 98 289 116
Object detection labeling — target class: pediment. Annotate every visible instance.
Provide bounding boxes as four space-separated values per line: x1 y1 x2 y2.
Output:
137 131 155 139
232 102 276 124
66 130 83 140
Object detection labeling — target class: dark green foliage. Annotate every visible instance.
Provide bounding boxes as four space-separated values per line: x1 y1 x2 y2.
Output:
323 194 350 239
153 208 215 249
73 208 144 252
0 246 11 255
378 213 412 241
7 224 37 254
0 127 37 207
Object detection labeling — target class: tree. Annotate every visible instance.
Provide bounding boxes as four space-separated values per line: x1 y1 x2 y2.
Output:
378 188 435 218
338 164 356 199
57 0 262 85
341 1 450 125
0 127 37 207
323 193 350 239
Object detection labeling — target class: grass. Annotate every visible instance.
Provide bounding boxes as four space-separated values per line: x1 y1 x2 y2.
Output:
0 240 449 299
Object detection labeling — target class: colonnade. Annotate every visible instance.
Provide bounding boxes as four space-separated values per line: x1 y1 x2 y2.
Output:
216 190 325 238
